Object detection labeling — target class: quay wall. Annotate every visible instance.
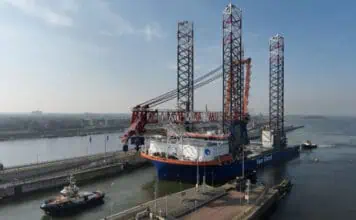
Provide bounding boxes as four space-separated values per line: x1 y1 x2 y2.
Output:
0 151 135 182
0 155 148 199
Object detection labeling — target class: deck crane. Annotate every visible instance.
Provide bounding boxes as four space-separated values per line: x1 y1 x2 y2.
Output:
121 66 224 145
121 58 252 148
224 58 252 121
223 58 252 158
243 58 252 120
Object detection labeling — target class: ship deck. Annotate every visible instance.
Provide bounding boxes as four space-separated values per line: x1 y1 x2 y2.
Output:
145 135 228 147
141 139 275 166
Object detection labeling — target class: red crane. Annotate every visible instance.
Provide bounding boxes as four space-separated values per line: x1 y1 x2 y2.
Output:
243 58 252 118
121 59 252 145
224 58 252 121
121 66 223 144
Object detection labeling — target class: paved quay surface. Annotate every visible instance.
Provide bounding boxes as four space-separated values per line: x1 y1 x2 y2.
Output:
180 186 270 220
103 183 278 220
103 184 226 220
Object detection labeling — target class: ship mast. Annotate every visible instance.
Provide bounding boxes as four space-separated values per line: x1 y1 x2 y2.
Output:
196 149 199 188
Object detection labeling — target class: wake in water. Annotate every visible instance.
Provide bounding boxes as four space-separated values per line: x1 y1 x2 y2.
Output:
333 143 356 148
318 144 336 148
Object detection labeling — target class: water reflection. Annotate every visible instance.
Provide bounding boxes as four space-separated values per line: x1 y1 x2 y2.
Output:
258 164 288 187
142 177 193 198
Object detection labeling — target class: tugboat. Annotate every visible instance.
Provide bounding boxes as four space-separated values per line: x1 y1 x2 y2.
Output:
301 140 318 149
40 175 105 216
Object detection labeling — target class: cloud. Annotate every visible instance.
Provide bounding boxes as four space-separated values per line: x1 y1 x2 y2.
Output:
0 24 20 40
168 63 176 71
2 0 73 27
90 1 165 41
140 23 165 41
99 30 114 37
203 45 221 53
2 0 165 41
93 1 135 37
246 32 260 39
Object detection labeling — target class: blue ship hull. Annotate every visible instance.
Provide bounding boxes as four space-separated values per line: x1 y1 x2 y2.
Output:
149 146 300 184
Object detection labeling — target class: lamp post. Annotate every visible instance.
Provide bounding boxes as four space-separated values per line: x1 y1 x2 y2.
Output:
242 144 245 179
196 149 199 190
165 194 168 217
154 175 158 215
110 202 115 215
36 153 40 177
240 144 245 205
104 135 109 157
88 136 92 155
108 181 115 215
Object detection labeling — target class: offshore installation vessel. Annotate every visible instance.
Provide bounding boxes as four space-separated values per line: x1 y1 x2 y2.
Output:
121 3 299 184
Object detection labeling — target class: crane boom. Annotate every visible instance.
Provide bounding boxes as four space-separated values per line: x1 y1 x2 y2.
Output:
121 59 251 144
225 58 252 120
137 66 222 108
243 58 251 116
121 66 223 144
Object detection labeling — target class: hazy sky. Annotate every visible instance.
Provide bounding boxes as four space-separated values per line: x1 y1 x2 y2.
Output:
0 0 355 115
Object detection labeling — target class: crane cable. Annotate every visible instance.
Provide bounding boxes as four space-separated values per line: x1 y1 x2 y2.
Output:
151 72 223 107
137 65 222 108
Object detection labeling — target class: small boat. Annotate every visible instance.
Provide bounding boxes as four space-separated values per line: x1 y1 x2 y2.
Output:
40 175 105 216
273 178 293 199
301 140 317 149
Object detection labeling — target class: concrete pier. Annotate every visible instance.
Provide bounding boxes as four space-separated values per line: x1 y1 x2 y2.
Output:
0 150 148 200
181 185 278 220
102 182 280 220
0 150 134 182
102 185 227 220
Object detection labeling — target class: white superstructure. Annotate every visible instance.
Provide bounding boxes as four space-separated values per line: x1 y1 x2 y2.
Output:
144 137 229 162
262 130 274 148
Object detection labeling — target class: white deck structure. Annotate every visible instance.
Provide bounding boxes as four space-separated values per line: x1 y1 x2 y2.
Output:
143 136 229 162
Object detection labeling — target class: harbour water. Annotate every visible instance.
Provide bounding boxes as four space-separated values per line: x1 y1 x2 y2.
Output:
0 132 125 167
1 116 356 219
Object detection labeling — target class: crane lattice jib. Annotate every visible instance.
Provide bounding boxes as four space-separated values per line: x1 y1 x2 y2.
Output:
137 66 222 109
121 66 224 144
121 57 252 144
121 110 223 143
